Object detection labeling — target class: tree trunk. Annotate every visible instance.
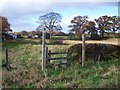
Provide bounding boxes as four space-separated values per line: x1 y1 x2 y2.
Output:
49 32 52 39
101 30 104 38
91 29 97 40
91 32 94 40
113 29 116 38
82 33 85 66
113 32 116 38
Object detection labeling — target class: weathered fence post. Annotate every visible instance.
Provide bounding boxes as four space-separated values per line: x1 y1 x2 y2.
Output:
48 50 51 66
45 47 48 66
42 31 46 71
82 33 85 66
67 50 71 65
5 49 9 67
5 48 11 70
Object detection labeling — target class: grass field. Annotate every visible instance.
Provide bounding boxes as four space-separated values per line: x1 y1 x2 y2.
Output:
2 37 120 88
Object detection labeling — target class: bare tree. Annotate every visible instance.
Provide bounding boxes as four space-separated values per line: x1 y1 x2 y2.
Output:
36 12 62 39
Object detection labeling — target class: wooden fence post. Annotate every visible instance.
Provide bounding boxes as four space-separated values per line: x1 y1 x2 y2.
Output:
47 50 51 66
82 33 85 66
45 47 48 65
5 49 9 68
5 48 11 70
42 31 46 71
67 50 71 65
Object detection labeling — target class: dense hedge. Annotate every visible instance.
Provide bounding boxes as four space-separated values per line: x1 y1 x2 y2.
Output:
68 43 120 62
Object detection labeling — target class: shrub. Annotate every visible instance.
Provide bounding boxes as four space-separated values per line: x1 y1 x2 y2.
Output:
68 43 120 62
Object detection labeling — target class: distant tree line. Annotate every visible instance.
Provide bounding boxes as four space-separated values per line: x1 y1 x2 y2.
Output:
36 12 119 39
68 15 119 39
1 13 119 41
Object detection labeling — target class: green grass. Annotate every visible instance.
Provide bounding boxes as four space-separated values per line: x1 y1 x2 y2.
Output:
2 38 119 88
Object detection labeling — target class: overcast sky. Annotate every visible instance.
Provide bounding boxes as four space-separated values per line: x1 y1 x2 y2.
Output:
0 0 119 33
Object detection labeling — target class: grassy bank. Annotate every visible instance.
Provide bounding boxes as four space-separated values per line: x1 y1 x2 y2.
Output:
2 38 119 88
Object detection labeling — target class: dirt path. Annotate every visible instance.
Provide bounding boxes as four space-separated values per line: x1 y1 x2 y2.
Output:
63 39 120 45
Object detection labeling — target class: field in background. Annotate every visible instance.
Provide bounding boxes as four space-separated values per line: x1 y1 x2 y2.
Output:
2 37 119 88
63 38 120 45
52 35 120 45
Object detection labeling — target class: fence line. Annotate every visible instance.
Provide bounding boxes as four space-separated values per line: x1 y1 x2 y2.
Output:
45 48 71 67
41 31 71 70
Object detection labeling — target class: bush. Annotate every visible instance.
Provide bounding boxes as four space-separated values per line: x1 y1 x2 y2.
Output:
68 43 120 62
